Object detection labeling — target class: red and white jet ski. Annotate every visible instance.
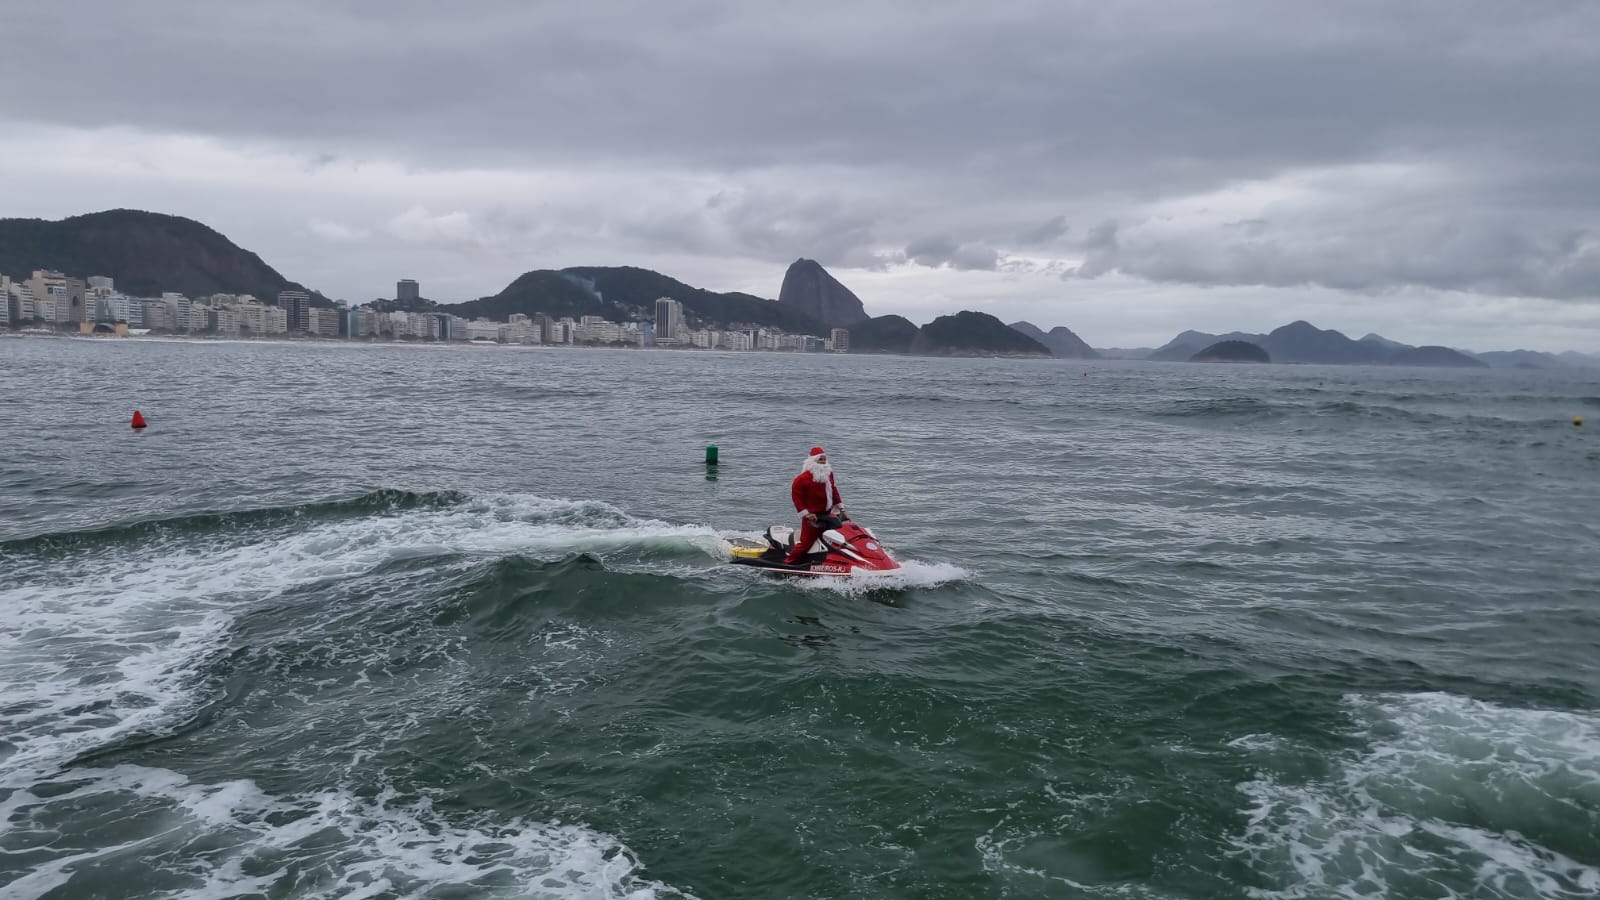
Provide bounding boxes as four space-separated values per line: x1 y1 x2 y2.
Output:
725 515 901 577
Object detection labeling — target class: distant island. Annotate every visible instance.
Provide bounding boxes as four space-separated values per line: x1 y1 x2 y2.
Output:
3 208 1598 368
1190 340 1270 363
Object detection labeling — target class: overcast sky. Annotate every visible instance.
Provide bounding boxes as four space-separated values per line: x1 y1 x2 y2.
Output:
3 0 1598 351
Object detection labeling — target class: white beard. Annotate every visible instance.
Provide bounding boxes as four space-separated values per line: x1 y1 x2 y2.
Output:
801 457 832 483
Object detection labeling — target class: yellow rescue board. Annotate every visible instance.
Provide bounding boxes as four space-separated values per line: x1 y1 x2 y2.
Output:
726 537 770 559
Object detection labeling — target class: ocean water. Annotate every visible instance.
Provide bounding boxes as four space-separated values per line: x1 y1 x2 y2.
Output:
1 336 1597 900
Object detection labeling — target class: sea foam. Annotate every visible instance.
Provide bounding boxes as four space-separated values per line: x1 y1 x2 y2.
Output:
1232 691 1600 899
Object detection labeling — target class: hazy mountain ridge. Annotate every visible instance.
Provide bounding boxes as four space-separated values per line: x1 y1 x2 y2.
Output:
1008 321 1100 358
1132 322 1491 368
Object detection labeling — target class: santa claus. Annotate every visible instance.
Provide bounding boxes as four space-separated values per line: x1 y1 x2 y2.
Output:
786 446 845 564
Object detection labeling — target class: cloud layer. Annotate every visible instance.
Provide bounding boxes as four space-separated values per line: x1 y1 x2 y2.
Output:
1 0 1597 349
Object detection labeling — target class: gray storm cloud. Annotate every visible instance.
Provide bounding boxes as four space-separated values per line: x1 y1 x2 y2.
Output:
1 0 1598 324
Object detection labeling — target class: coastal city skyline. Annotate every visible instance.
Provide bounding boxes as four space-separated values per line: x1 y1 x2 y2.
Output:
1 269 850 352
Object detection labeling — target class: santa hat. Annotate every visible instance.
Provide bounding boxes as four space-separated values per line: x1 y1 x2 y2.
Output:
808 446 826 458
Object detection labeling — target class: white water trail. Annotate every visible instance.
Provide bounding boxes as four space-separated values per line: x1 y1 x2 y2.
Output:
0 492 718 897
1232 691 1600 899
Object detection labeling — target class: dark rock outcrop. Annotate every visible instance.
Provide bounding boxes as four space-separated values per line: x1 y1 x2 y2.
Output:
909 311 1052 357
1009 321 1101 359
777 258 869 328
0 208 318 301
1190 340 1270 363
848 315 919 353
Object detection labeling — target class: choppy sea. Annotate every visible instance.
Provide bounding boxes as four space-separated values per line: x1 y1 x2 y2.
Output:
2 336 1597 899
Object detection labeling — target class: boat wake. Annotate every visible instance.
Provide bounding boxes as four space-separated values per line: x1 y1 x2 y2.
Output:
0 489 728 898
2 765 694 899
1230 691 1600 899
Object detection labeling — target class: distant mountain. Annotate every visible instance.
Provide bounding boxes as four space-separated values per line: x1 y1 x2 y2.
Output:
911 311 1052 357
849 315 920 353
777 258 869 328
1359 333 1411 351
1142 321 1499 367
1259 321 1387 364
1557 351 1600 369
1009 321 1100 359
1190 340 1270 363
1095 347 1156 359
1475 350 1565 369
444 266 830 336
0 208 320 302
1387 345 1486 368
445 270 623 322
1148 330 1265 362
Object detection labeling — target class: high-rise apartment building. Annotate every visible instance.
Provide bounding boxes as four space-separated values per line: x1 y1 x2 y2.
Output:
277 290 311 332
28 270 86 323
831 328 850 352
654 297 683 344
397 279 420 302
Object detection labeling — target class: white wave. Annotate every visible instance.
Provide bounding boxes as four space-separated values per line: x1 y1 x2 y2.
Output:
0 609 230 790
1232 691 1600 899
2 765 693 899
0 493 723 788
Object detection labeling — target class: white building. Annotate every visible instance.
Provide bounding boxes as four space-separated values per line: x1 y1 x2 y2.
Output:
110 295 143 327
4 277 31 323
189 303 212 333
263 305 288 334
141 300 173 331
237 302 266 334
465 319 502 341
172 296 198 332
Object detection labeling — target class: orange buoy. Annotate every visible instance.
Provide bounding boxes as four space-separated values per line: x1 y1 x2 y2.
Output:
131 410 147 429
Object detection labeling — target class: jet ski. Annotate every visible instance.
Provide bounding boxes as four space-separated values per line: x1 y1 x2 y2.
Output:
725 515 901 577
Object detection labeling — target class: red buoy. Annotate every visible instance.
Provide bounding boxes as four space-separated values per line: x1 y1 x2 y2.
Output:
131 410 147 429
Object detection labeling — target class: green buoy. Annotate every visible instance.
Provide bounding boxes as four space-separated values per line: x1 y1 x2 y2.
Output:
705 444 719 465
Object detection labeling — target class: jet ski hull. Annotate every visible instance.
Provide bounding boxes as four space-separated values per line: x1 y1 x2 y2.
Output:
725 519 901 577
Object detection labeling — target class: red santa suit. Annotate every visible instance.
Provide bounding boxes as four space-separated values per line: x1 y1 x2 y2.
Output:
786 447 843 563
